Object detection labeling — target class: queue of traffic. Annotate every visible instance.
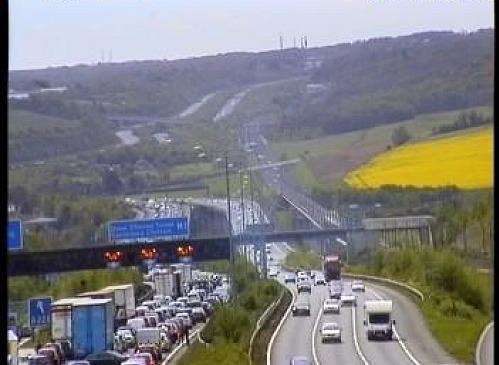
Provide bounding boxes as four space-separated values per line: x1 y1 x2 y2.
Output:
27 264 230 365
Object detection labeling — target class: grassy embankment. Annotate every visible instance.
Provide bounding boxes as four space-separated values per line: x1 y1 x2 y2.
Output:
284 246 492 362
272 106 493 189
345 126 493 189
283 248 322 271
177 257 282 365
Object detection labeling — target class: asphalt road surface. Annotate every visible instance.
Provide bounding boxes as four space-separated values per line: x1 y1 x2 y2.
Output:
268 243 458 365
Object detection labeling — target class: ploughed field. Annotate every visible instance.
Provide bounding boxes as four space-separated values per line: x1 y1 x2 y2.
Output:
344 126 493 189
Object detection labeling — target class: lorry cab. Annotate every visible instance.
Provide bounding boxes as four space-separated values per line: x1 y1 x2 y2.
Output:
363 300 395 340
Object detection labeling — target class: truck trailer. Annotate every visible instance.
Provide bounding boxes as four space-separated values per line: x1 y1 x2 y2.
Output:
71 298 114 359
323 255 341 282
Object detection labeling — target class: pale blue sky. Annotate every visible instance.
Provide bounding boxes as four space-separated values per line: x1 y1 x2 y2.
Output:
9 0 494 70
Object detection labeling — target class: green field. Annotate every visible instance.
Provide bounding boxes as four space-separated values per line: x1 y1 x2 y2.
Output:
272 106 493 189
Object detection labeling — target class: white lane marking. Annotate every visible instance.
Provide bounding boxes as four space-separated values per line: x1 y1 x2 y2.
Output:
475 321 494 365
352 305 370 365
267 283 296 365
367 287 422 365
311 304 323 365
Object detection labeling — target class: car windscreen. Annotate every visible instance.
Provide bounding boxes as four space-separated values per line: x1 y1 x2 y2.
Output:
369 313 390 324
322 324 338 330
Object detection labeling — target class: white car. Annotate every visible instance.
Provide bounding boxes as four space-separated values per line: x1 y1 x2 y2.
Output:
321 322 342 343
340 291 357 306
315 275 326 286
352 280 365 292
323 298 341 314
284 274 296 284
269 269 278 278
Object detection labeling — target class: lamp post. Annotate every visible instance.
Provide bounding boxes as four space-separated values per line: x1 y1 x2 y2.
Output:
225 154 234 291
336 237 349 266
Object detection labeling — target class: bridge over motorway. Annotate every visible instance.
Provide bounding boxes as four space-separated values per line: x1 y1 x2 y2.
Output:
8 227 361 276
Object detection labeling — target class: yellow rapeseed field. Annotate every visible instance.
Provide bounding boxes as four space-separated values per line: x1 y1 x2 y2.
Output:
345 127 493 189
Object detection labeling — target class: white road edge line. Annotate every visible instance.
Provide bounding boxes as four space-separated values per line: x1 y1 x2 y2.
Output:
368 286 422 365
352 305 370 365
475 320 494 365
311 305 323 365
267 285 296 365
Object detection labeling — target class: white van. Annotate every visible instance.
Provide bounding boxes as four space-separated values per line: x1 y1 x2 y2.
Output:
363 300 395 340
127 317 146 331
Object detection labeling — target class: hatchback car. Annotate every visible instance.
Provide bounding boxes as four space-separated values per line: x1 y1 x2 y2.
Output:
321 322 342 343
290 356 312 365
352 280 365 292
323 298 341 314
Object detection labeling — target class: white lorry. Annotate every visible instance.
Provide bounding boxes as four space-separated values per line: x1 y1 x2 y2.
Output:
153 269 181 298
51 297 88 342
363 300 395 340
136 327 170 353
77 283 135 327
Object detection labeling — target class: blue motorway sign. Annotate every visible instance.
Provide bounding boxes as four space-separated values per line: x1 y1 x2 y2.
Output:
29 297 52 328
108 217 189 241
8 220 23 250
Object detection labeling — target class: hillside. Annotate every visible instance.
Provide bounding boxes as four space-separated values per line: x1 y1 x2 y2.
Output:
273 106 493 188
345 126 493 189
8 109 118 163
271 29 494 139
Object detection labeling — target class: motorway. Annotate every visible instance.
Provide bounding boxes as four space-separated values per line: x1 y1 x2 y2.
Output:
268 243 457 365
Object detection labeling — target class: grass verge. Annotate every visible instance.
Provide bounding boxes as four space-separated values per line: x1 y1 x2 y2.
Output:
283 248 322 271
250 286 292 365
347 247 492 362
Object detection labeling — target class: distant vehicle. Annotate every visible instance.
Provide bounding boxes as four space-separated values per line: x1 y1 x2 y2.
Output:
297 279 312 293
340 291 357 306
324 255 341 281
320 322 342 343
323 298 341 314
85 350 128 365
284 274 296 284
364 300 395 341
37 347 59 365
297 271 308 279
175 312 193 328
289 356 312 365
268 268 278 278
66 361 90 365
314 274 326 286
352 280 365 292
191 307 207 323
28 355 53 365
132 351 155 365
329 284 342 300
137 344 161 363
127 317 146 331
292 297 311 316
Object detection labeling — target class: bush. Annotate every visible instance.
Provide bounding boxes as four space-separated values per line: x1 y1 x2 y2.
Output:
391 126 411 146
439 298 475 319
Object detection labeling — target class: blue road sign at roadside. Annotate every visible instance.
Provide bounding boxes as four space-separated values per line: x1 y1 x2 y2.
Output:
108 217 189 241
8 220 23 250
29 297 52 328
